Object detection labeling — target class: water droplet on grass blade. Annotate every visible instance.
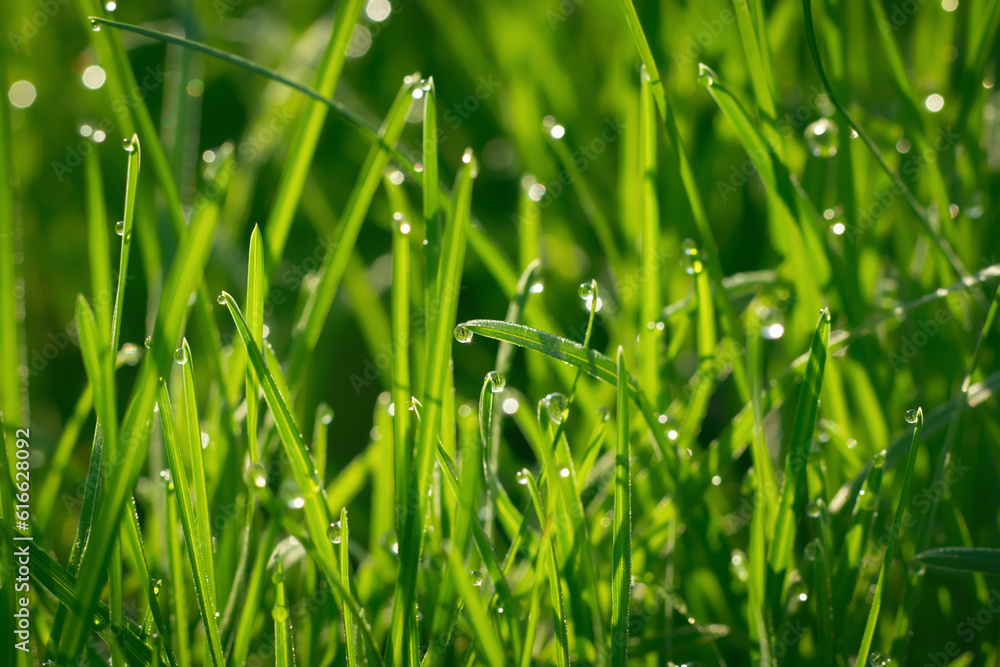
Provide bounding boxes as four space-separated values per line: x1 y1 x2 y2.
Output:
174 347 187 364
516 469 529 485
122 136 135 153
90 20 101 31
905 408 919 424
873 450 886 468
544 393 569 424
578 281 595 298
597 406 610 422
244 462 267 489
805 118 838 157
216 293 227 305
144 335 152 349
697 63 718 87
487 371 505 392
469 570 483 586
806 498 826 518
681 238 703 275
328 521 343 544
453 325 473 343
115 220 125 236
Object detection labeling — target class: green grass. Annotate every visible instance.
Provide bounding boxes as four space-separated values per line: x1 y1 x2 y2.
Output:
3 0 1000 665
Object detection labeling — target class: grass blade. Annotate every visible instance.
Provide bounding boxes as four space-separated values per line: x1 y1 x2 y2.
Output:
389 149 476 664
914 547 1000 576
157 379 225 666
611 346 632 667
768 309 830 574
286 76 415 385
856 408 923 666
445 541 506 667
273 559 294 667
340 508 358 667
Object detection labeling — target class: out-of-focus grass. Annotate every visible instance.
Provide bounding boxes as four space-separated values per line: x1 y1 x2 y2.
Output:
2 0 1000 665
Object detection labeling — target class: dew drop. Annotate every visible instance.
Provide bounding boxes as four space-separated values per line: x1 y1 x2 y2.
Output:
806 498 826 518
216 293 227 305
873 450 886 469
696 63 717 88
904 408 919 424
578 281 595 299
328 521 343 544
319 405 334 425
469 570 483 587
487 371 505 392
453 325 473 344
681 238 703 275
597 406 611 422
122 136 135 153
516 468 530 485
151 578 162 595
115 220 125 236
805 118 839 158
909 559 926 577
272 606 289 623
90 20 101 31
544 392 569 425
244 462 267 489
173 346 188 364
144 335 152 349
847 438 858 449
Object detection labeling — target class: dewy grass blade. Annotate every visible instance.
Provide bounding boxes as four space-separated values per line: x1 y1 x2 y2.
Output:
391 206 412 529
422 77 442 290
0 517 154 667
340 508 358 667
768 309 830 575
611 347 633 667
164 477 192 667
59 160 231 657
156 380 226 667
389 149 476 664
246 226 265 466
273 559 294 667
856 409 923 666
231 520 281 666
179 337 222 617
638 73 661 403
611 0 749 403
914 547 1000 575
457 318 673 460
286 76 415 386
445 541 506 667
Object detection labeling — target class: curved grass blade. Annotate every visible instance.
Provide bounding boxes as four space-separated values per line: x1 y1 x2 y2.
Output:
85 149 111 337
914 547 1000 575
807 539 835 667
0 40 22 430
456 318 673 461
246 226 264 467
768 309 829 575
423 77 442 290
856 409 923 666
611 347 632 667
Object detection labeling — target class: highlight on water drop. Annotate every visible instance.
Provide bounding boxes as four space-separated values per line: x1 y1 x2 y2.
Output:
453 324 473 343
805 117 839 158
486 371 505 393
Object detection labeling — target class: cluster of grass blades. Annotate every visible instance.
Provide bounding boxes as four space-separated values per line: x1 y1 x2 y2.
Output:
2 0 1000 665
